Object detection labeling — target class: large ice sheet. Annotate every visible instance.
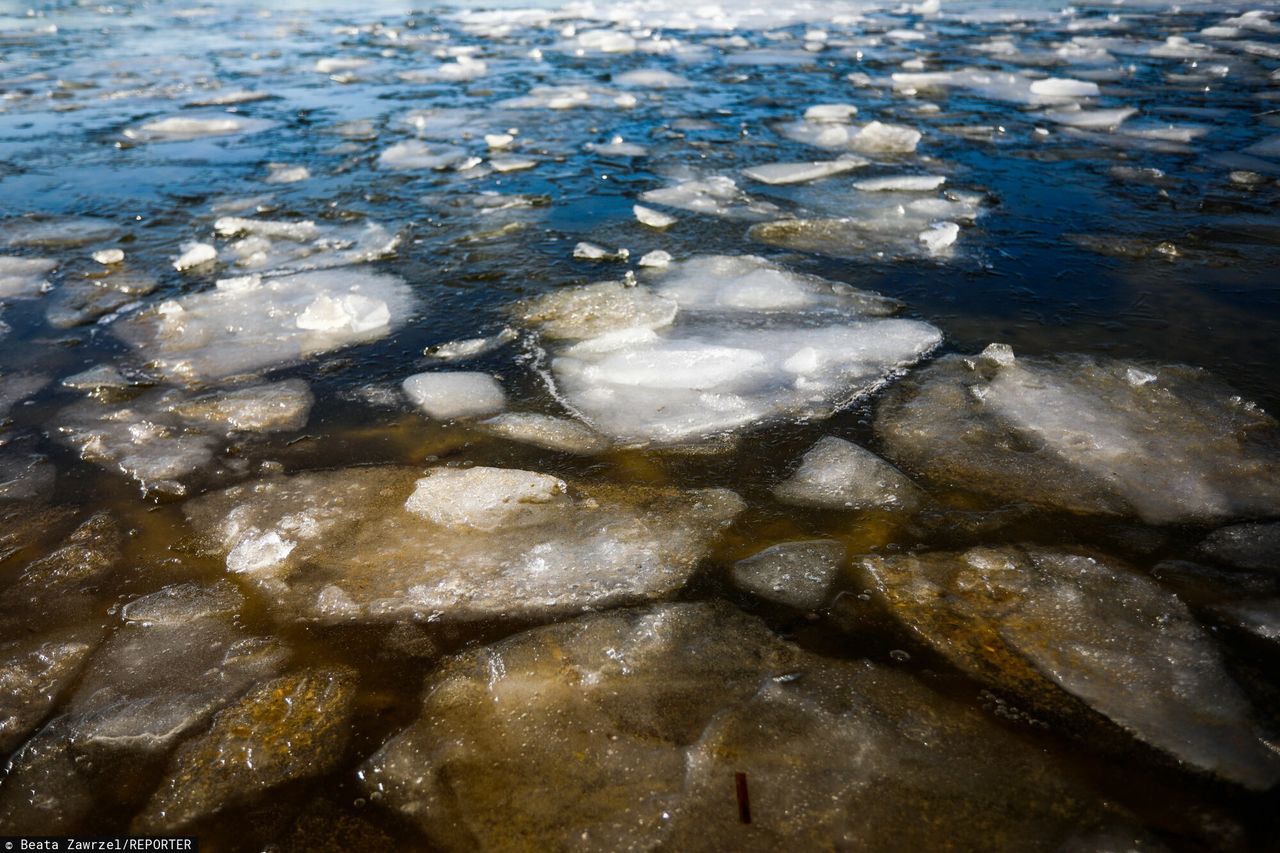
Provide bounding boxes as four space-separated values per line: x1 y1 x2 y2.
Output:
184 465 743 624
874 347 1280 524
114 269 413 382
520 256 939 445
860 546 1280 790
362 602 1118 851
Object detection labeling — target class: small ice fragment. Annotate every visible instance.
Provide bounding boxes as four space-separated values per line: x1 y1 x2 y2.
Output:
490 157 537 173
485 133 515 149
423 328 517 361
634 205 676 229
480 413 609 454
613 69 692 89
1030 78 1100 98
855 175 946 192
264 164 310 184
639 250 672 268
742 158 868 186
852 121 922 154
732 540 845 609
296 293 391 334
173 243 217 271
314 57 369 74
377 141 467 171
92 249 124 266
774 436 922 512
214 217 318 241
404 467 567 530
227 531 296 575
804 104 858 123
573 242 628 261
918 222 959 254
979 343 1016 367
402 372 506 420
1125 367 1158 387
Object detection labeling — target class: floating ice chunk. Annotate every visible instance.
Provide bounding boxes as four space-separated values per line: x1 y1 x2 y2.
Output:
167 379 313 432
228 531 296 575
742 157 868 185
121 581 244 625
484 133 514 149
362 602 1114 850
377 140 468 171
500 85 636 110
400 57 487 82
638 250 672 268
0 256 56 298
919 221 959 254
804 103 858 122
297 292 391 333
1042 106 1138 129
633 204 676 229
123 114 274 143
402 372 506 420
587 136 649 157
551 319 939 445
874 352 1280 524
187 89 271 107
861 546 1280 790
614 68 691 88
263 163 310 184
732 540 844 609
2 217 119 249
405 467 568 530
116 268 412 382
134 668 355 833
573 242 628 261
214 217 318 241
491 156 537 173
855 175 946 192
480 413 610 454
651 255 900 317
515 280 677 340
314 57 369 74
172 242 217 271
91 248 123 265
853 121 923 154
640 176 780 220
1029 78 1100 98
185 467 743 623
423 327 517 361
774 436 922 512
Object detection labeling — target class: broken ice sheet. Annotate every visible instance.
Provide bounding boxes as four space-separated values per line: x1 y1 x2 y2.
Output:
0 581 283 832
742 157 869 186
874 348 1280 525
184 465 743 624
519 255 939 445
859 546 1280 790
54 380 313 494
122 114 275 143
639 175 782 221
478 412 610 454
362 602 1121 851
114 268 413 382
134 667 357 833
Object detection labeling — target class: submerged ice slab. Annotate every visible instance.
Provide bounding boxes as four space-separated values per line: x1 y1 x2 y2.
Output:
115 268 412 382
860 546 1280 790
874 348 1280 525
639 176 781 221
774 436 922 512
362 602 1117 851
732 540 844 609
185 466 743 623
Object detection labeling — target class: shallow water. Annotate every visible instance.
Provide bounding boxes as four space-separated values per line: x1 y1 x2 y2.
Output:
3 0 1280 849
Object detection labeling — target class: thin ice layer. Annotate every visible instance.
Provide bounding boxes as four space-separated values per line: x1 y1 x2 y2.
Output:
874 349 1280 524
184 465 744 623
860 546 1280 790
361 602 1116 851
115 268 413 382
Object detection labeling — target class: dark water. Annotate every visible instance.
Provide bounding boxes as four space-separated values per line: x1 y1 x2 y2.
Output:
2 0 1280 849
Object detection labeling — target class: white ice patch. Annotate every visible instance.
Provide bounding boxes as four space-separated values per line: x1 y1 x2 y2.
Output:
0 256 56 299
402 372 506 420
742 157 868 186
123 114 274 143
116 268 412 382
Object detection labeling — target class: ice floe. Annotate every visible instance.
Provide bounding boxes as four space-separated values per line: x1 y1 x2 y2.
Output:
732 540 844 609
123 114 274 143
115 268 413 382
860 546 1280 790
874 347 1280 525
184 465 743 623
402 372 506 420
774 436 922 512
